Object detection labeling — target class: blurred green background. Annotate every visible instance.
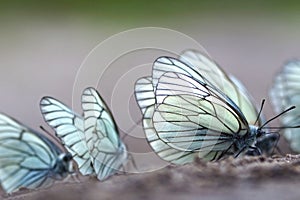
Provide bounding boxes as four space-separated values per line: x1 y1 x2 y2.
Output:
1 0 300 22
0 0 300 155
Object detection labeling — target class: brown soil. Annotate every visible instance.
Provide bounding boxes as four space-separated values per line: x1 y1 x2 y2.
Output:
3 154 300 200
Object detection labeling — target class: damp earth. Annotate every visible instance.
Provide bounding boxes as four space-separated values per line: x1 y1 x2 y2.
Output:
3 154 300 200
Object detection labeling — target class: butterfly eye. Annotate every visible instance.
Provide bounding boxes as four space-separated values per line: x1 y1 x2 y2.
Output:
256 130 263 138
63 154 72 162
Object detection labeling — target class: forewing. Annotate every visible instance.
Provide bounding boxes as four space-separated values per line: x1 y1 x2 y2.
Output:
81 87 127 180
228 75 262 125
0 113 58 193
179 50 228 89
180 50 260 124
40 97 93 175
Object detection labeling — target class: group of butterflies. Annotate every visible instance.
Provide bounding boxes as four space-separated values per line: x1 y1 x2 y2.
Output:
1 49 300 194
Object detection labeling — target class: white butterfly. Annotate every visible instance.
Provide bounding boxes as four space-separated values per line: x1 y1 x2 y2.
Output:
0 113 73 194
270 61 300 153
135 50 278 164
40 87 128 181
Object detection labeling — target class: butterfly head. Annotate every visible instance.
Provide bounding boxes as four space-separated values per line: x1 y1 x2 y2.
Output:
245 125 280 156
235 125 268 156
54 153 73 178
242 103 298 156
256 132 280 155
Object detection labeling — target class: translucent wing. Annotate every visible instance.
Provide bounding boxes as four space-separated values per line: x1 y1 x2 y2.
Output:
0 113 71 193
270 61 300 152
135 77 156 114
179 50 260 125
135 77 202 164
153 70 249 152
40 97 93 175
81 87 127 181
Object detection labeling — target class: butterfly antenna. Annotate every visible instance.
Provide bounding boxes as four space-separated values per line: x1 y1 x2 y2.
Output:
40 125 61 144
259 106 296 129
254 99 265 125
261 125 300 130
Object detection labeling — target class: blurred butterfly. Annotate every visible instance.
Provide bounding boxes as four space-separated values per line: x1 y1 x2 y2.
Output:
270 60 300 153
0 113 73 194
40 87 128 181
135 50 281 164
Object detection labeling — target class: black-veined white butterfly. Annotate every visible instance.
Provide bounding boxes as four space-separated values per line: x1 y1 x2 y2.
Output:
40 87 128 181
0 113 73 194
270 61 300 153
135 50 280 164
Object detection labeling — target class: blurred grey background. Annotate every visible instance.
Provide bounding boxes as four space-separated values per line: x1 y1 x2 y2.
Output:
1 0 300 158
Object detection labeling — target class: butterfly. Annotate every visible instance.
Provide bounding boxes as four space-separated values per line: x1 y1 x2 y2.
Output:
0 113 73 194
40 87 128 181
270 60 300 153
135 50 279 164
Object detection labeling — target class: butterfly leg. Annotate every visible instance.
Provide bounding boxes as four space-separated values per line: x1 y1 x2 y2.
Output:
123 154 139 174
244 146 262 156
63 173 81 184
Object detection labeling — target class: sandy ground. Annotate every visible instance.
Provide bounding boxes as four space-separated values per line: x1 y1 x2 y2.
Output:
3 154 300 200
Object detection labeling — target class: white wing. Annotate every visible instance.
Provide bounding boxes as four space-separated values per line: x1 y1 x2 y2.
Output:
40 97 93 175
81 87 127 181
135 77 201 164
0 113 69 193
153 70 248 152
270 61 300 152
179 50 260 125
134 77 156 114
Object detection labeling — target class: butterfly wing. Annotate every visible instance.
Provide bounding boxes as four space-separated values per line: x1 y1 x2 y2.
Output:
135 77 200 164
81 87 127 181
270 61 300 152
40 97 93 175
0 113 67 193
153 69 249 152
179 50 261 125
